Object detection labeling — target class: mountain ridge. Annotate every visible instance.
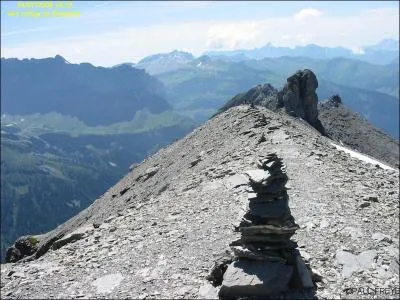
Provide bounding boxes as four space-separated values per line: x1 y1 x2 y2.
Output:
205 39 399 65
318 96 399 168
1 49 399 299
148 54 399 138
0 117 195 261
0 56 198 260
1 56 170 126
216 70 399 168
1 105 398 299
134 50 195 75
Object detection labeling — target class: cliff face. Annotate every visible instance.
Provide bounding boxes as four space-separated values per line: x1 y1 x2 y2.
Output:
1 106 399 299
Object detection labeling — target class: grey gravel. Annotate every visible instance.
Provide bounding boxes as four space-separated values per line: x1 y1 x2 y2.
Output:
1 105 399 299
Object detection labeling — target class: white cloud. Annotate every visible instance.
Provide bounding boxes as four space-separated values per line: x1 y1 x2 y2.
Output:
206 22 260 49
1 22 212 66
294 8 323 21
294 33 314 45
1 26 56 37
1 6 398 66
365 7 399 17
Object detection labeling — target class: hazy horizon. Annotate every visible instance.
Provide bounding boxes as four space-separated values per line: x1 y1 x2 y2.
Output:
1 1 399 67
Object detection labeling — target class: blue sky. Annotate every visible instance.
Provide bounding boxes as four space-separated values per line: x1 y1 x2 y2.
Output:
1 1 399 66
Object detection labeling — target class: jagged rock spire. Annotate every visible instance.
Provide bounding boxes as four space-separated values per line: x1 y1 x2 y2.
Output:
278 69 325 134
217 69 326 134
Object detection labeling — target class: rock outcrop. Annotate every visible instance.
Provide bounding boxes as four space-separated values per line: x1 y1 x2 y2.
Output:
216 69 326 135
278 70 318 122
5 235 41 263
217 84 279 115
219 153 314 299
278 69 325 134
325 94 342 107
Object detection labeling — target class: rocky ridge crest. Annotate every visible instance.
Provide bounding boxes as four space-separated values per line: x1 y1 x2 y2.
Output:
1 106 398 299
217 70 399 168
318 95 399 168
218 69 325 135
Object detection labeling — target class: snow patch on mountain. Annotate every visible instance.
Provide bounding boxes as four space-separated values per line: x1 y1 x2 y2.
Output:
330 143 395 170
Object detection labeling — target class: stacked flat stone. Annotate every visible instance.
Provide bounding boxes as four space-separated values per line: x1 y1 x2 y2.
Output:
219 153 313 299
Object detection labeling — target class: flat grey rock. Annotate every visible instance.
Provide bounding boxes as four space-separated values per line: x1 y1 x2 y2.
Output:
198 283 219 299
91 273 124 294
336 249 377 278
51 226 92 250
371 232 392 243
226 174 249 188
219 260 293 298
137 166 159 181
244 169 272 186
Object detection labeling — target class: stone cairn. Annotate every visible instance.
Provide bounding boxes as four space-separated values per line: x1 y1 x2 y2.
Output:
219 153 314 299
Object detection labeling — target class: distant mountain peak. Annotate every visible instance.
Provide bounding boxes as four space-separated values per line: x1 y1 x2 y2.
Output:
197 55 211 62
364 38 399 52
138 50 194 64
136 50 195 75
54 54 66 62
204 39 399 64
